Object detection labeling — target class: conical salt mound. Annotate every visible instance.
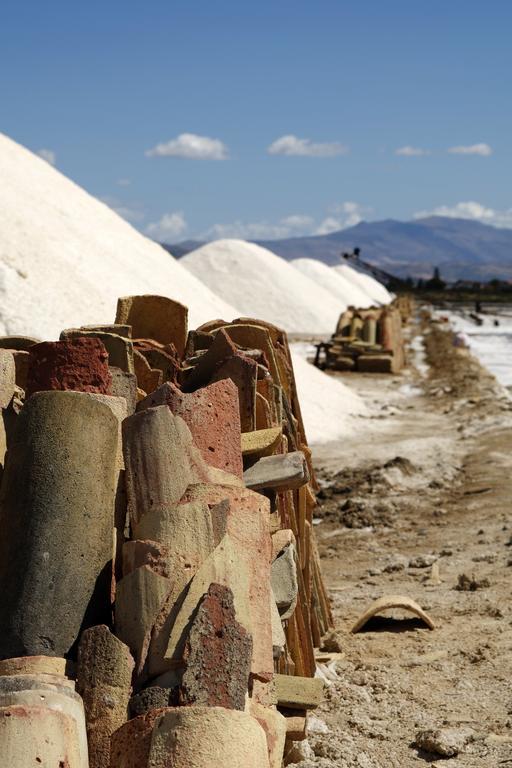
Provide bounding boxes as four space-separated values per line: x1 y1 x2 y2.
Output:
332 264 392 306
0 133 239 338
181 239 345 334
291 258 372 310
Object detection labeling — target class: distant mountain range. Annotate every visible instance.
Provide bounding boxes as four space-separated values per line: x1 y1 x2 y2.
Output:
164 216 512 282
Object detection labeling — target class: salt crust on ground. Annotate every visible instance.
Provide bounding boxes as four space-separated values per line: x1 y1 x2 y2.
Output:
181 239 347 334
291 258 373 311
291 351 368 444
0 133 240 339
332 263 393 306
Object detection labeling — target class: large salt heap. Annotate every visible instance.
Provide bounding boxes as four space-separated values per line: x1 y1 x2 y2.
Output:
0 133 239 338
291 258 373 309
181 239 345 334
333 264 393 306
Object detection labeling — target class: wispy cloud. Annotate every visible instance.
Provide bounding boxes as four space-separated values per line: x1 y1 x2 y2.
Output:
202 202 367 241
116 178 131 187
267 134 348 158
146 211 187 240
146 133 228 160
100 196 145 224
414 201 512 228
447 143 493 156
37 148 56 166
315 202 370 235
395 145 430 157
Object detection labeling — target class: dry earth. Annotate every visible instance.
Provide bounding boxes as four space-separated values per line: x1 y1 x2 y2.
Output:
292 317 512 767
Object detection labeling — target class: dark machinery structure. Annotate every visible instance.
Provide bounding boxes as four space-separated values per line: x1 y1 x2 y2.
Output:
342 248 408 290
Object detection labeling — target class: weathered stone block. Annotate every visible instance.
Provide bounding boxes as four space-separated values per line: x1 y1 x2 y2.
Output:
275 674 324 710
77 625 134 768
138 379 243 478
241 426 282 457
0 349 15 407
243 451 309 491
110 706 270 768
0 704 84 768
0 391 118 658
110 367 137 414
356 353 394 373
116 295 188 357
250 701 287 768
179 583 252 710
26 337 112 397
61 329 135 374
271 543 298 620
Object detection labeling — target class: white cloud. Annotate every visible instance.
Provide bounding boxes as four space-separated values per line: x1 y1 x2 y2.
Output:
116 178 131 187
100 196 145 224
414 201 512 228
395 145 430 157
267 134 348 158
447 143 493 156
315 202 370 234
146 133 228 160
202 203 367 241
37 148 56 166
146 211 187 240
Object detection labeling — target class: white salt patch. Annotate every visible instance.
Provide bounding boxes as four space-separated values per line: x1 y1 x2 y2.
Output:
291 351 368 444
291 258 363 311
181 239 345 334
0 133 240 339
332 264 392 306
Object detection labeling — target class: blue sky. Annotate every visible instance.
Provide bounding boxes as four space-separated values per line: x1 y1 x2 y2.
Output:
2 0 511 241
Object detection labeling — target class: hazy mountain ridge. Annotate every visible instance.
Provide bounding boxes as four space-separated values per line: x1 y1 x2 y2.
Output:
165 217 512 281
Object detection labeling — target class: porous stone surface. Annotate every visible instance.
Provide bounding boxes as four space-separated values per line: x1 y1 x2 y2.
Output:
26 337 112 396
0 704 84 768
138 379 243 478
61 329 135 373
241 426 282 457
250 702 287 768
0 656 67 677
243 451 309 491
116 295 188 357
271 543 298 620
275 674 324 710
0 349 15 407
77 625 134 768
129 686 173 718
179 583 252 710
211 351 258 432
122 406 211 530
414 727 473 757
110 367 137 414
0 391 118 658
110 705 270 768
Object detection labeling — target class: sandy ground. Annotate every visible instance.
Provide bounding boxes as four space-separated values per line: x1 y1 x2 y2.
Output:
291 316 512 767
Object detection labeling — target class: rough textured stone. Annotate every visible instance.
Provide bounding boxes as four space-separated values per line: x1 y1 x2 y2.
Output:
211 351 258 432
83 323 132 338
241 426 282 457
0 349 15 407
26 337 112 397
271 529 296 561
356 353 394 373
110 706 270 768
61 329 135 374
0 335 39 350
133 349 162 394
122 406 211 529
0 674 88 767
110 367 137 414
414 727 473 757
129 686 173 718
138 379 243 478
77 625 134 768
0 391 118 658
243 451 309 491
116 295 188 357
122 540 172 579
0 656 67 677
183 328 237 391
88 393 127 471
250 702 287 768
115 565 173 678
179 583 252 710
275 674 324 710
0 704 84 768
271 543 298 620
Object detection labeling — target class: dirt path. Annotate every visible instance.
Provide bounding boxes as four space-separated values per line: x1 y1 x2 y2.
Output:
293 318 512 767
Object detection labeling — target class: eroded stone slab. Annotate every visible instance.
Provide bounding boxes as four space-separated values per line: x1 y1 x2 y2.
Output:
243 451 309 491
26 337 112 397
116 295 188 357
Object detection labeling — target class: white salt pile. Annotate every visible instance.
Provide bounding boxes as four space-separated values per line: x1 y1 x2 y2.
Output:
181 239 345 334
333 264 392 306
0 133 239 339
291 351 368 443
291 258 372 310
